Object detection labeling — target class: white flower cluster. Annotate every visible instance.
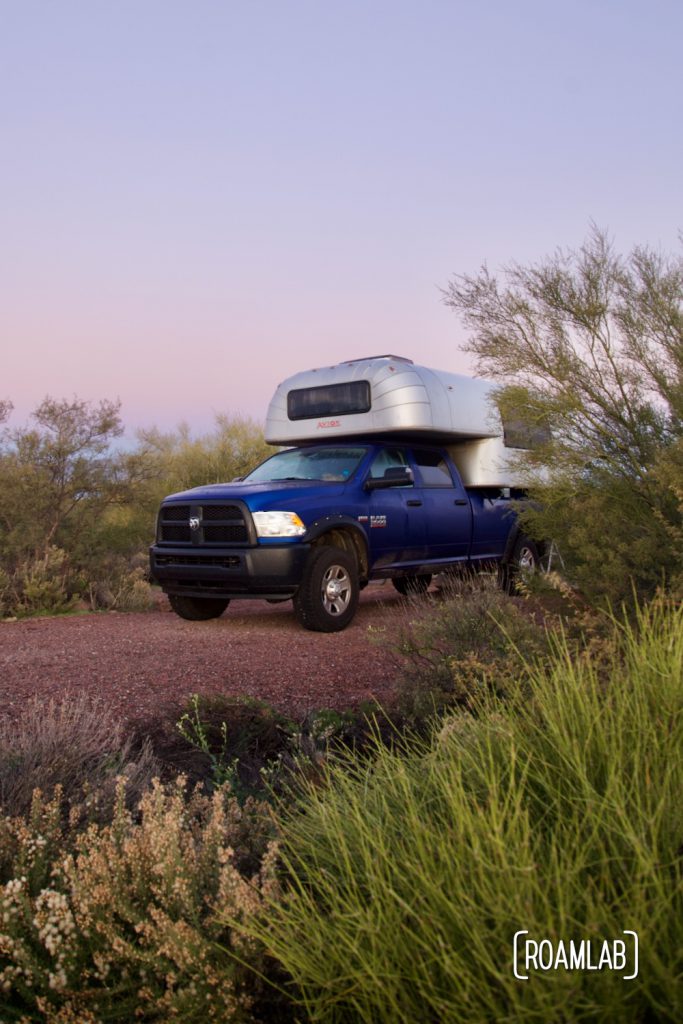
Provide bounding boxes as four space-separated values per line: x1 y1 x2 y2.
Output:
0 877 34 993
32 888 78 991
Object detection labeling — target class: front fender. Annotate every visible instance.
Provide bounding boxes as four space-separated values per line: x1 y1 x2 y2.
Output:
304 514 370 576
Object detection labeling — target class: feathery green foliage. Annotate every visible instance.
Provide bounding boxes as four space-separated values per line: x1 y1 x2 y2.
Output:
0 403 270 616
443 227 683 604
254 599 683 1022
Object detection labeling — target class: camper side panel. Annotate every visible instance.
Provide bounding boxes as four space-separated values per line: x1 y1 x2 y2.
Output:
265 359 501 445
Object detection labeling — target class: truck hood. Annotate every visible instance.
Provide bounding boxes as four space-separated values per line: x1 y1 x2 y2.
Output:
161 479 348 513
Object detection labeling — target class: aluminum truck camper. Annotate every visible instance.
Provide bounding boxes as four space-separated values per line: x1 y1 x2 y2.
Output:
266 355 529 488
150 354 543 632
265 354 501 445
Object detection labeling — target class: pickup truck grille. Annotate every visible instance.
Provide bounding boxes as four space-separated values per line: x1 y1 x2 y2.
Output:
158 502 250 545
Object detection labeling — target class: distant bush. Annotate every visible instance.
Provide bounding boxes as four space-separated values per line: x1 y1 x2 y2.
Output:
0 547 77 618
0 566 13 617
0 695 158 823
0 398 271 619
136 414 273 498
252 599 683 1023
83 552 157 612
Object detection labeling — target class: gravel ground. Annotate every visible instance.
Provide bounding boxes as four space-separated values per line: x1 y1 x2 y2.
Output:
0 582 407 725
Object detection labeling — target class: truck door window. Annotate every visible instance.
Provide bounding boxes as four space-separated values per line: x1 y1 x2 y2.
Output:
368 448 410 481
413 449 454 487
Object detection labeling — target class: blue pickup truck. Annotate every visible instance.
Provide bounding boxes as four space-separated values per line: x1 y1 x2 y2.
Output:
149 439 539 631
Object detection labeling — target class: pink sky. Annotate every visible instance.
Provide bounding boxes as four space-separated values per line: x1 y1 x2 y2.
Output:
2 1 681 439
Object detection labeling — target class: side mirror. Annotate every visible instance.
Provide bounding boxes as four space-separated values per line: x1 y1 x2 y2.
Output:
364 466 413 490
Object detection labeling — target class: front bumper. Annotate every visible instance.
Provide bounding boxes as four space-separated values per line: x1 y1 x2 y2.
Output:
149 542 311 599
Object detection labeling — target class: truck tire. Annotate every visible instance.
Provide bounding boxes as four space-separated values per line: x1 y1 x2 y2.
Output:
293 546 359 632
168 595 230 620
392 574 432 596
501 535 540 593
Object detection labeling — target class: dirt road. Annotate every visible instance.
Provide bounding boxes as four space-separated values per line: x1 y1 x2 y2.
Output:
0 583 405 724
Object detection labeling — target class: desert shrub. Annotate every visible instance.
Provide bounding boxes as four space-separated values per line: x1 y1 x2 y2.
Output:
294 704 385 758
252 599 683 1023
145 694 297 799
0 778 284 1022
0 400 272 621
136 415 272 498
17 548 75 615
84 552 156 612
0 695 158 824
143 695 408 808
386 575 553 725
0 547 78 618
0 566 13 617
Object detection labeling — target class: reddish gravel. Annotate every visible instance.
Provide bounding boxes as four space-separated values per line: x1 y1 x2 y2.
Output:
0 583 407 725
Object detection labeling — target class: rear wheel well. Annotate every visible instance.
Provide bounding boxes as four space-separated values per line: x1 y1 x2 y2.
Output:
310 528 368 580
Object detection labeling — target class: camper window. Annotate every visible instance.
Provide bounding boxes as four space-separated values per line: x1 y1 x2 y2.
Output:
413 449 454 487
287 381 371 421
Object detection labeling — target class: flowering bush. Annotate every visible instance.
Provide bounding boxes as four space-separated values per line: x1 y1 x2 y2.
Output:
0 779 281 1022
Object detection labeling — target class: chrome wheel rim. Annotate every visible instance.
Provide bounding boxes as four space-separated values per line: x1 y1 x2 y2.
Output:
518 546 536 572
322 565 352 616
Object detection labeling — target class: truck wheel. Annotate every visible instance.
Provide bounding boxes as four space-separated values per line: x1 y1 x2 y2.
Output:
168 595 230 620
392 574 432 596
294 546 359 632
514 537 540 573
501 535 540 593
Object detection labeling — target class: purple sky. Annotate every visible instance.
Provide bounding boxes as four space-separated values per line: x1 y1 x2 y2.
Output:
2 0 681 440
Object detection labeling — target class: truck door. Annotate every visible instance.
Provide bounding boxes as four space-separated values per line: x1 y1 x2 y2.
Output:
362 447 427 567
409 448 471 561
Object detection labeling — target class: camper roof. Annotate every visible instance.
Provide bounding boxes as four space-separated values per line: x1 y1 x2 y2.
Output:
264 356 502 446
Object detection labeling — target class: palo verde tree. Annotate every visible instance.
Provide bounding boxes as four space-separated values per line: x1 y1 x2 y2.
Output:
0 396 125 561
0 401 274 615
0 397 133 613
443 227 683 604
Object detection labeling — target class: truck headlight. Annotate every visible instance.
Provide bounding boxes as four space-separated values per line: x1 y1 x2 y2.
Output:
252 511 306 538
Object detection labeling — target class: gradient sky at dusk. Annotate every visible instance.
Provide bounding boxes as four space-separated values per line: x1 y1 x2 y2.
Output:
2 0 681 439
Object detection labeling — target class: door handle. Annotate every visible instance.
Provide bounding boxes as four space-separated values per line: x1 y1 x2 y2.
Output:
407 499 423 507
454 498 468 506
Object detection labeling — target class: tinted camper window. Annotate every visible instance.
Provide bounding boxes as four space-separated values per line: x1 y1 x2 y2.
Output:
287 381 371 421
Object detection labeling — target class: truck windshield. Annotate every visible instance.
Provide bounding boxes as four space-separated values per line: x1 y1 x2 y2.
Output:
244 447 367 483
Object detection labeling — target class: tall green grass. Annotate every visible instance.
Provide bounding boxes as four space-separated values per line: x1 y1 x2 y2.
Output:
256 601 683 1022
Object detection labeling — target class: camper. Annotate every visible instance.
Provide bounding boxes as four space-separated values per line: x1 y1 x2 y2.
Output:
265 355 530 487
149 356 541 632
